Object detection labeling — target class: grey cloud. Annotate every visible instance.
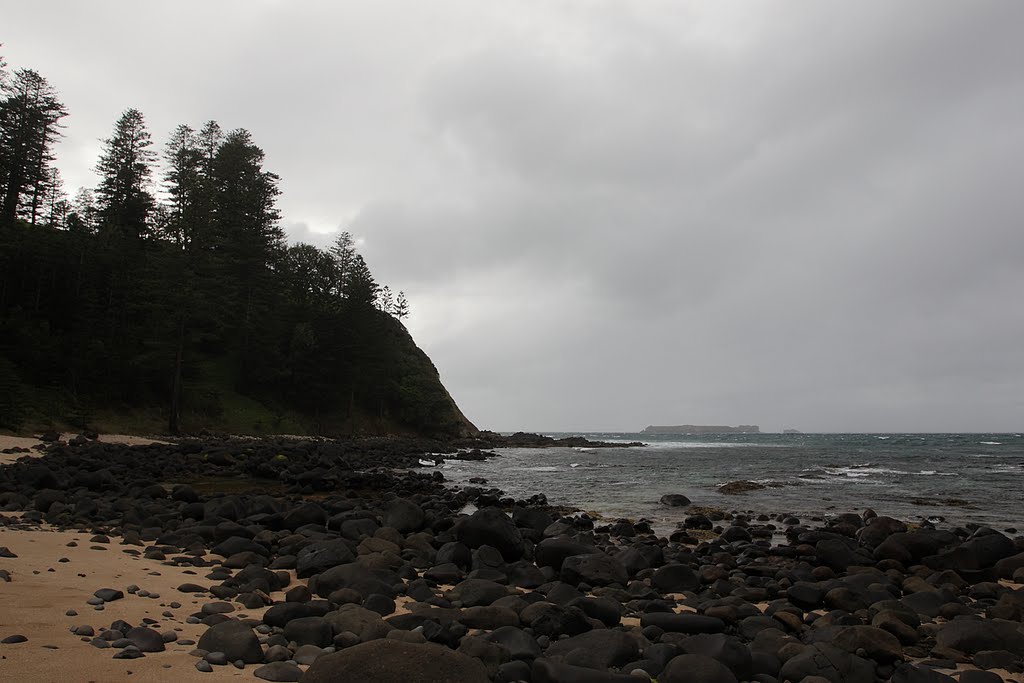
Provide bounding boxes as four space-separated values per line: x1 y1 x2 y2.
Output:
6 1 1024 431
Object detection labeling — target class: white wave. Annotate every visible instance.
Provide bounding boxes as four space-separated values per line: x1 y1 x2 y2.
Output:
418 459 437 467
524 466 560 472
569 463 580 468
824 466 910 476
980 441 1002 445
917 470 955 476
573 447 595 452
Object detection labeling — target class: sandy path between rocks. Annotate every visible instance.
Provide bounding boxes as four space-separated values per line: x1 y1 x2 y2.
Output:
0 526 258 682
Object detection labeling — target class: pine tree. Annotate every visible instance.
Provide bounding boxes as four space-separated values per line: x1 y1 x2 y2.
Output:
0 68 67 227
66 188 98 233
394 290 410 320
345 254 379 307
95 108 155 239
162 124 202 248
377 285 394 314
329 230 356 298
42 166 67 228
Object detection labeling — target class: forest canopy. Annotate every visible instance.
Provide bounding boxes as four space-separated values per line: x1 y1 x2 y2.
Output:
0 48 470 437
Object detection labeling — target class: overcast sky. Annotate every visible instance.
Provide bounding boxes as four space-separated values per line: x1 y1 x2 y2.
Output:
5 1 1024 432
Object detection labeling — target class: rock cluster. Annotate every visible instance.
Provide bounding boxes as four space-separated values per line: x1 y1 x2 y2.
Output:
1 437 1023 682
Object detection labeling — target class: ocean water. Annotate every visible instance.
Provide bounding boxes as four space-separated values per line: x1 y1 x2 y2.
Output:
439 433 1024 533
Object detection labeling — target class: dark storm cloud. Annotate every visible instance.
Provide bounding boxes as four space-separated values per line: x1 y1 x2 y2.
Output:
5 1 1024 431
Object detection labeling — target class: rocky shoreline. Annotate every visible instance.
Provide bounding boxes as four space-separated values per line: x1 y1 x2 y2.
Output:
0 436 1022 682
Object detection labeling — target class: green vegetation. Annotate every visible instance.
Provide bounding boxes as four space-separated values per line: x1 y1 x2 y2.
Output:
0 48 475 437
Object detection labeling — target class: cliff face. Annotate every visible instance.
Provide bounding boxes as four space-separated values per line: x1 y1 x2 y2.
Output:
642 424 760 435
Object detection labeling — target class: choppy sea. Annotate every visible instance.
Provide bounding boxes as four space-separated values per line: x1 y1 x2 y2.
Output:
439 433 1024 533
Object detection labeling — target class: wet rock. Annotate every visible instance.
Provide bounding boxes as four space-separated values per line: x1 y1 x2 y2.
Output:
660 494 691 507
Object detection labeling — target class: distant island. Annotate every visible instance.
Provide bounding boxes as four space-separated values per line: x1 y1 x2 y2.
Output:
641 424 760 435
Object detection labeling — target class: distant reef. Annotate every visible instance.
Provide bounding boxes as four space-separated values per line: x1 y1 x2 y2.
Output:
641 424 760 435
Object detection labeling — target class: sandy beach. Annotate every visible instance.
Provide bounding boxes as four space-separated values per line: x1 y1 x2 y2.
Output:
0 525 251 681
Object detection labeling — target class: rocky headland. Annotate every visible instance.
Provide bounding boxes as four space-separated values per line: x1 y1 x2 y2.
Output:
0 435 1022 682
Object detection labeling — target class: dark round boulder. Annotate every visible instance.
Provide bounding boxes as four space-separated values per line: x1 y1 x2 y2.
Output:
445 578 511 607
778 642 874 683
456 507 525 561
660 494 691 507
532 658 640 682
661 653 739 683
384 498 425 533
935 618 1024 654
640 613 725 634
253 661 304 682
125 626 166 653
535 537 593 571
196 619 263 664
652 564 700 593
302 639 488 683
561 552 628 587
283 616 333 648
296 539 355 578
544 629 640 669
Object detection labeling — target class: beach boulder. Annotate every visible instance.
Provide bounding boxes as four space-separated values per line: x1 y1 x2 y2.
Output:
934 618 1024 654
661 654 739 683
302 639 488 683
197 619 263 663
778 642 875 683
535 537 593 571
923 530 1016 572
543 629 641 670
455 507 525 561
561 552 628 587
